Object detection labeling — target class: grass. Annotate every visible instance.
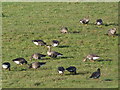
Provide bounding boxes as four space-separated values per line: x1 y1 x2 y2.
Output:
2 2 118 88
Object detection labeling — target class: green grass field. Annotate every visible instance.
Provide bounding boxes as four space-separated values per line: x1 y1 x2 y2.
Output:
2 2 118 88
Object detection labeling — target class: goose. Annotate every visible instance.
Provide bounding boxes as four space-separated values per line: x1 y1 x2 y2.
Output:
46 45 63 58
60 27 68 33
58 67 65 75
107 28 116 36
96 19 103 25
83 54 100 62
80 18 90 24
30 53 46 60
66 66 77 75
32 40 46 46
89 68 101 79
52 40 60 47
2 62 11 71
12 58 27 65
29 62 46 69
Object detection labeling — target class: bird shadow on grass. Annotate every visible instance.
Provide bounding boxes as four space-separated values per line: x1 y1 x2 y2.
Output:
69 31 81 34
95 59 112 62
60 56 74 59
103 79 113 81
65 71 90 75
58 45 70 48
104 23 118 26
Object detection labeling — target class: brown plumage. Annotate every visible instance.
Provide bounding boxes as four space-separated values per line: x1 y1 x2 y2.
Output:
107 28 116 36
30 53 46 60
46 45 63 58
83 54 100 62
60 27 68 33
29 62 46 69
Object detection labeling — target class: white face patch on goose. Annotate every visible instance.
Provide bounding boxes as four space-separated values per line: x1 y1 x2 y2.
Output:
14 61 20 64
33 42 39 45
52 43 58 47
57 55 62 57
59 71 63 74
2 65 8 69
93 57 99 60
97 22 102 25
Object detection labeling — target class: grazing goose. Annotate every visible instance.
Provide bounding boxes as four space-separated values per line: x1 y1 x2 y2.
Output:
52 40 60 47
29 62 46 69
30 53 46 60
60 27 68 33
83 54 100 62
66 66 77 75
12 58 27 65
32 40 46 46
107 28 116 36
2 62 11 71
96 19 103 25
58 67 65 75
89 68 101 79
80 18 90 24
46 45 63 58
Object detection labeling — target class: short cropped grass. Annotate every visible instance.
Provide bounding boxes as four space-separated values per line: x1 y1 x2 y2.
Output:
2 2 118 88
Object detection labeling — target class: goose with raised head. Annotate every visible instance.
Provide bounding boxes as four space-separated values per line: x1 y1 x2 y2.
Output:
52 40 60 47
66 66 77 75
89 68 101 79
30 53 46 60
58 67 65 75
107 28 116 36
32 40 46 46
46 45 63 58
83 54 100 62
96 19 103 25
2 62 11 71
60 27 68 33
29 62 46 69
80 17 90 24
12 58 27 65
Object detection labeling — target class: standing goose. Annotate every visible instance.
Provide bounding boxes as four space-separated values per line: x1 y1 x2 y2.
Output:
52 40 60 47
2 62 11 71
60 27 68 33
12 58 27 65
66 66 77 75
30 53 46 60
29 62 46 69
96 19 103 25
83 54 100 62
107 28 116 36
80 17 90 24
46 45 63 58
32 40 46 46
89 68 101 79
58 67 65 75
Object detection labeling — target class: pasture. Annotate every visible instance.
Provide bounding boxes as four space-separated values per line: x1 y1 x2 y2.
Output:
2 2 118 88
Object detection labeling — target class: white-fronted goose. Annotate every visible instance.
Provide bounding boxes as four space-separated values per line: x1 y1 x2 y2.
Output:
32 40 46 46
12 58 27 65
60 27 68 33
83 54 100 62
58 67 65 75
29 62 46 69
46 45 63 58
89 68 101 79
52 40 60 47
30 53 46 60
66 66 77 75
80 18 90 24
2 62 11 71
96 19 103 25
107 28 116 36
